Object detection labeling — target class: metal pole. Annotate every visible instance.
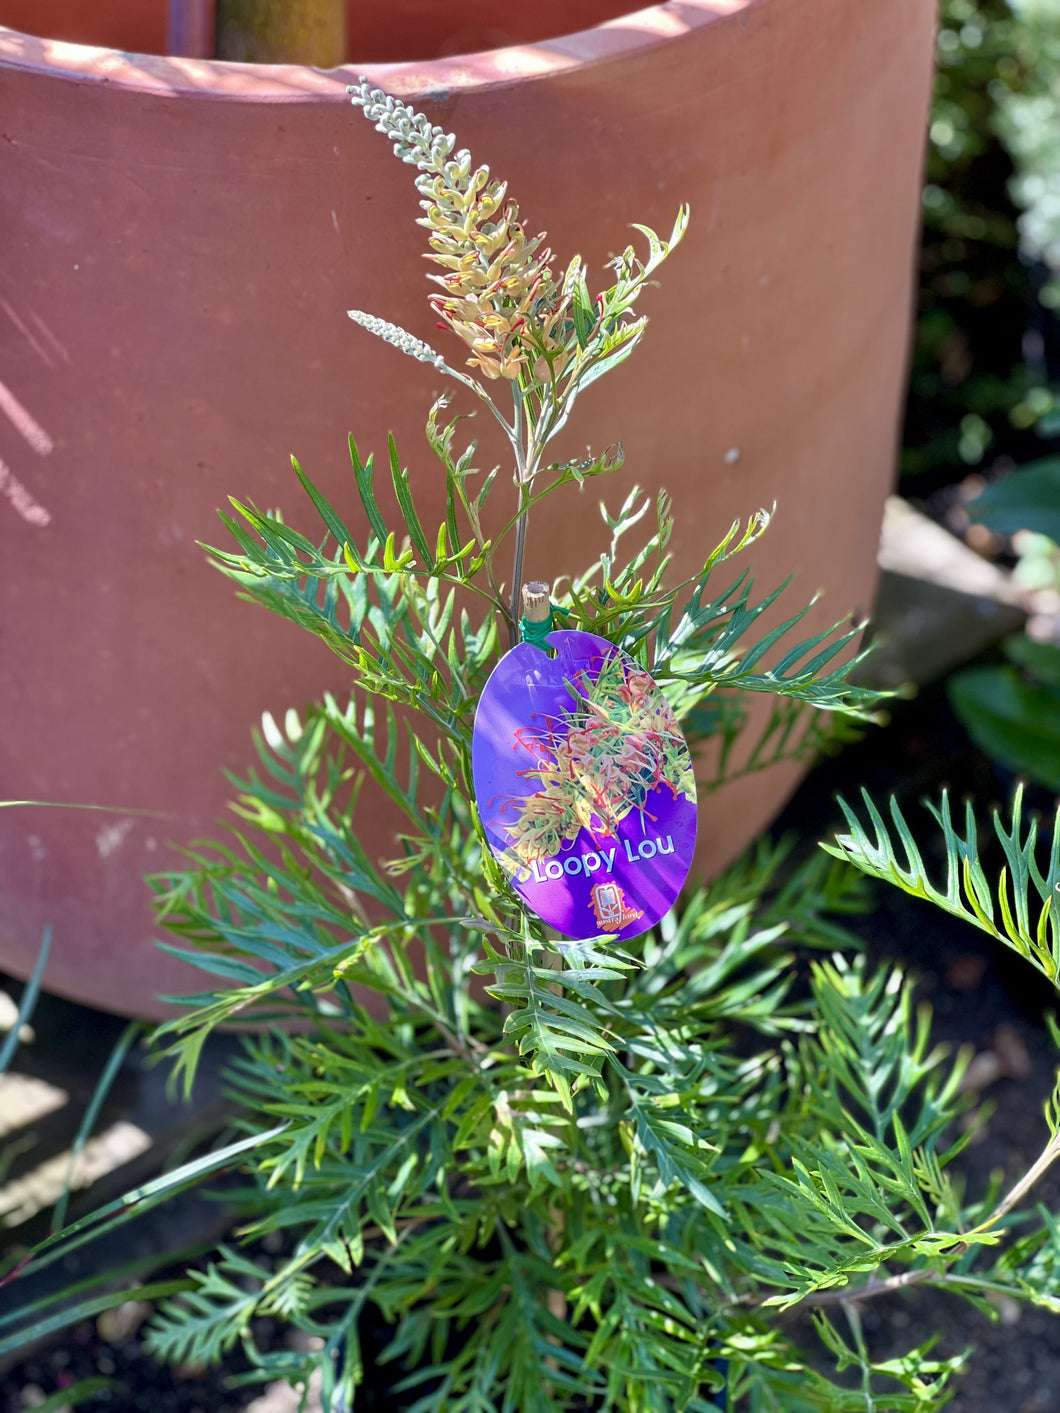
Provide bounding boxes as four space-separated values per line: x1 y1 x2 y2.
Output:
167 0 217 58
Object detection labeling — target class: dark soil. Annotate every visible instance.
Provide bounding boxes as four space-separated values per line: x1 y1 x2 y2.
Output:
4 685 1060 1412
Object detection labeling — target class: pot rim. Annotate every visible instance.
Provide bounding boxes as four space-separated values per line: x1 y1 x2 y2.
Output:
0 0 749 101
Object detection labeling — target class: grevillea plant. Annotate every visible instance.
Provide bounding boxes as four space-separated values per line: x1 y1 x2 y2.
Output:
9 80 1060 1413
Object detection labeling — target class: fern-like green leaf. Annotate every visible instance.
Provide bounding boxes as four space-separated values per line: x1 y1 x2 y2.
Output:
824 783 1060 987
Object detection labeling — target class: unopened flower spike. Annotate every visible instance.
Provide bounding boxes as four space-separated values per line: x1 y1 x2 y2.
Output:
348 78 570 381
346 310 448 370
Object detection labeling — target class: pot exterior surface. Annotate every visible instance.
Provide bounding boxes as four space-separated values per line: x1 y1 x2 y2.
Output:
0 0 934 1018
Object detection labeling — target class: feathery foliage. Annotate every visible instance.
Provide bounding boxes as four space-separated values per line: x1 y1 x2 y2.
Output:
9 81 1060 1413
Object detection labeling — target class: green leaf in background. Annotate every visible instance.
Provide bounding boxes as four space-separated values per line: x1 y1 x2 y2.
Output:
1004 632 1060 687
948 663 1060 789
22 1378 125 1413
0 925 50 1075
966 457 1060 541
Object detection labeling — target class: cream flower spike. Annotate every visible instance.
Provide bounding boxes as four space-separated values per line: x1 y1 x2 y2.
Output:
349 79 571 380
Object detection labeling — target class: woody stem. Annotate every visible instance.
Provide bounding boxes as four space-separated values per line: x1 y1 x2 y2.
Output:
507 384 535 646
509 514 528 649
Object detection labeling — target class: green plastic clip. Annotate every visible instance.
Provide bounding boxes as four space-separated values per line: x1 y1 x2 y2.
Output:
520 610 554 647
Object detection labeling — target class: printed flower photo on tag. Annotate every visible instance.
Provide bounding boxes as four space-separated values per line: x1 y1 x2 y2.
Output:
472 630 697 941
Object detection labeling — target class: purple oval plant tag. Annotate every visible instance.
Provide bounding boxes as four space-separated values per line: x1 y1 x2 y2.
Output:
472 629 697 941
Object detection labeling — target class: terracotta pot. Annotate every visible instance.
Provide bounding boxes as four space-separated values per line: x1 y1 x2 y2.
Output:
0 0 935 1019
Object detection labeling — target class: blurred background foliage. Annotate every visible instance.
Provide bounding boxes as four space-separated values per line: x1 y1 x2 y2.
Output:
908 0 1060 794
902 0 1060 486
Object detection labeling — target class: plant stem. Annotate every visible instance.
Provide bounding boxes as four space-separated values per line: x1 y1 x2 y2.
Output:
795 1129 1060 1311
660 1125 1060 1319
969 1128 1060 1236
798 1265 938 1308
509 487 530 647
507 383 533 646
